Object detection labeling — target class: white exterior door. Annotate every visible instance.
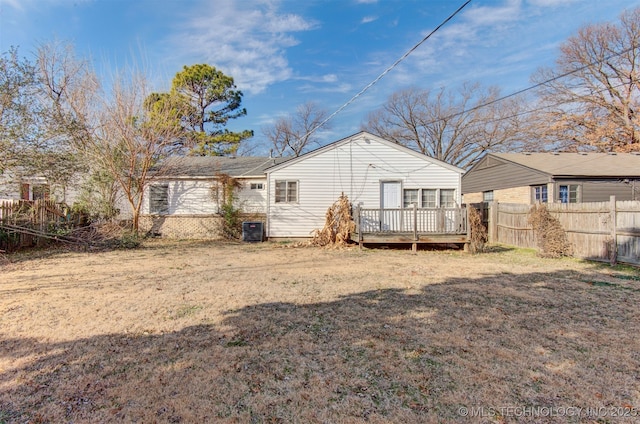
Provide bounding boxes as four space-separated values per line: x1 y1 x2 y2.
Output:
380 181 402 231
381 181 402 209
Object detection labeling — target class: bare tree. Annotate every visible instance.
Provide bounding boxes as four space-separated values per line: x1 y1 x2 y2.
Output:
362 83 525 168
532 7 640 152
262 102 331 157
36 42 182 231
89 72 183 231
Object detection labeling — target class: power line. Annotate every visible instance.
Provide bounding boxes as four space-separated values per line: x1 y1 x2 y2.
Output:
300 0 472 140
425 44 637 127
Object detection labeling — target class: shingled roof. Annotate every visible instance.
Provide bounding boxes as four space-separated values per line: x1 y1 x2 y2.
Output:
153 156 288 178
491 152 640 177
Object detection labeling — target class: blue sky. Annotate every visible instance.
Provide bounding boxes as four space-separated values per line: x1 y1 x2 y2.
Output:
1 0 639 155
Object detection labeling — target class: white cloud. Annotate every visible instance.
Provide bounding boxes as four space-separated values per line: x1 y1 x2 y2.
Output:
462 0 522 27
361 16 378 24
165 0 318 94
1 0 24 10
527 0 577 6
296 74 339 83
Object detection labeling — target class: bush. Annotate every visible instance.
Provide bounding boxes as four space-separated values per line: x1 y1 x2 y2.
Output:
527 204 573 258
468 206 487 254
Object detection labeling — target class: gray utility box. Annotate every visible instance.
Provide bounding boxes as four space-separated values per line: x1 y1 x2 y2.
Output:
242 221 264 242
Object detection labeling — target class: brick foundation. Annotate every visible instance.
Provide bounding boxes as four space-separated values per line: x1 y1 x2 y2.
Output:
140 214 265 240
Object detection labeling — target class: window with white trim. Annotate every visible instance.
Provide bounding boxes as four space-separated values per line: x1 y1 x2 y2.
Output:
440 189 456 208
403 189 419 207
532 185 548 203
250 183 264 190
558 184 579 203
275 180 298 203
402 188 456 207
483 191 494 202
422 189 437 208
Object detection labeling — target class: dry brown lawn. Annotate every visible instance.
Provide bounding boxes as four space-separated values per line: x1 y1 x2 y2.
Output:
0 240 639 423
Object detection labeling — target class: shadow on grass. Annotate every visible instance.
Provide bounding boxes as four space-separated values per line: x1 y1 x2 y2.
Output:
1 269 639 423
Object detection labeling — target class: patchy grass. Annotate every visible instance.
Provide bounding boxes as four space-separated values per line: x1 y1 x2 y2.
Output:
0 240 639 423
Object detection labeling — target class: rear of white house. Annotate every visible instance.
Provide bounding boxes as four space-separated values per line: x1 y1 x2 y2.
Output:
140 156 283 239
266 132 465 239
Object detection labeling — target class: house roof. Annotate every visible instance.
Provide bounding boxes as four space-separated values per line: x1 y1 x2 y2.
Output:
155 156 289 178
265 131 466 174
490 152 640 177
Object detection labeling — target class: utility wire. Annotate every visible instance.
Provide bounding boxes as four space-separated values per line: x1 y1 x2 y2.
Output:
425 44 637 127
299 0 472 141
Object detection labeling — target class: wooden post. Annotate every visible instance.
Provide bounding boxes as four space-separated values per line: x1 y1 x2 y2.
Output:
355 205 363 250
464 205 470 252
489 201 498 243
412 203 418 254
413 203 418 241
610 195 617 266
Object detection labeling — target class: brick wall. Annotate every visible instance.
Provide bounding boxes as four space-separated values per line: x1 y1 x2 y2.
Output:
494 186 532 203
463 192 483 203
139 214 266 239
464 185 549 204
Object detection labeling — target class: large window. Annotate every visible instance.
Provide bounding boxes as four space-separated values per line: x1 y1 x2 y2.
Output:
403 189 419 207
559 184 579 203
401 188 456 207
440 189 456 208
275 180 298 203
150 184 169 214
532 185 548 203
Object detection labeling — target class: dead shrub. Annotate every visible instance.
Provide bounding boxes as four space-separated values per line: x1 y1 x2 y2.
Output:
310 193 355 248
527 203 573 258
468 206 487 254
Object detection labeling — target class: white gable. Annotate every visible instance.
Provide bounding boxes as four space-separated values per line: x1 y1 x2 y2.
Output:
266 132 464 238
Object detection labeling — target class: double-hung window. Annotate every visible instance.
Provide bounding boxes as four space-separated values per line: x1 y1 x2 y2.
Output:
532 185 548 203
403 189 419 207
440 189 456 208
558 184 579 203
275 180 298 203
402 188 456 207
422 189 437 208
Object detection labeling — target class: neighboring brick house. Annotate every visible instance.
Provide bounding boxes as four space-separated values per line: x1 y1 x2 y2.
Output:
462 152 640 204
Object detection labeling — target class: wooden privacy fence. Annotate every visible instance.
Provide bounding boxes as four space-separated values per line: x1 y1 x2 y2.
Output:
0 199 74 251
486 196 640 265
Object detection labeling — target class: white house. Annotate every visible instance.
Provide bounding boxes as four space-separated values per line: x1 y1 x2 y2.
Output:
265 131 465 239
139 156 286 238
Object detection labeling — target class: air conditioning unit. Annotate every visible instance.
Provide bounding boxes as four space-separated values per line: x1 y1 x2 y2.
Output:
242 221 264 242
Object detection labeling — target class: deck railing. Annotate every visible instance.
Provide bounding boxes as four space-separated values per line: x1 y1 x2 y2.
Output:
354 204 468 236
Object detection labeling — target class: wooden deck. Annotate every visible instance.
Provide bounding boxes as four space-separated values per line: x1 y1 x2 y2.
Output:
352 205 469 251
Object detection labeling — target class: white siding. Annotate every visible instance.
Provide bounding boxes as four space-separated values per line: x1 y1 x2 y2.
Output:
143 180 218 215
267 134 463 238
0 170 82 204
237 178 267 213
142 177 268 215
